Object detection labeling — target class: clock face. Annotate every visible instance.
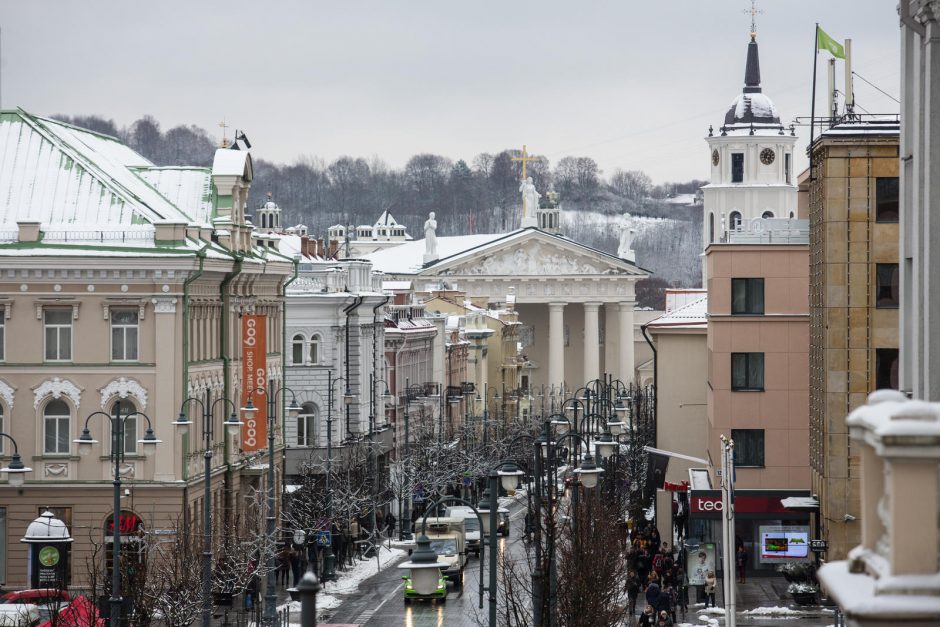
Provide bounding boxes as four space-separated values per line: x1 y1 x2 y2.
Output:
760 148 776 165
293 529 307 545
711 150 720 166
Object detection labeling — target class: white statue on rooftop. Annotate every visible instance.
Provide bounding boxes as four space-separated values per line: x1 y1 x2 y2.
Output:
423 211 438 264
519 177 541 227
617 214 637 262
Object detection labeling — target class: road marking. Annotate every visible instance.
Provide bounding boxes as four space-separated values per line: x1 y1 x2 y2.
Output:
357 580 403 625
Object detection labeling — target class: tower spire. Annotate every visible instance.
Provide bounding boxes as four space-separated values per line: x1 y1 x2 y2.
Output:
743 35 762 93
744 0 763 41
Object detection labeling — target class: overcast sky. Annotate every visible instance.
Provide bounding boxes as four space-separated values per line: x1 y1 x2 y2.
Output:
1 1 899 183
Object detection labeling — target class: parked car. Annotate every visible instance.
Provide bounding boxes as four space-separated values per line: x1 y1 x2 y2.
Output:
0 591 70 624
39 596 103 627
0 604 41 627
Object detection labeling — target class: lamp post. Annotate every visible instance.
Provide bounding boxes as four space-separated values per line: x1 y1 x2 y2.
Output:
75 401 161 627
172 393 245 627
243 385 302 627
0 433 32 488
477 461 524 627
0 433 33 488
367 373 391 559
321 373 352 580
295 567 321 627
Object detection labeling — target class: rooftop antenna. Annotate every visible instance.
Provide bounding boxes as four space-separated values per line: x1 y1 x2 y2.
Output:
744 0 763 40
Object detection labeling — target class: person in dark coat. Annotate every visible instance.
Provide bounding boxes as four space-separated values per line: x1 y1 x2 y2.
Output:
645 582 671 617
637 605 656 627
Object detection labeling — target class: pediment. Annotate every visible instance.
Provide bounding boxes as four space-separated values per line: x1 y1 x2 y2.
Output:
431 233 645 278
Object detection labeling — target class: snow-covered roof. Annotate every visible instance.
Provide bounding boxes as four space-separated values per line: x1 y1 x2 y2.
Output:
367 232 509 274
211 149 252 179
818 118 900 139
374 210 401 227
646 295 707 329
0 110 194 227
367 227 648 276
382 280 413 291
134 167 214 226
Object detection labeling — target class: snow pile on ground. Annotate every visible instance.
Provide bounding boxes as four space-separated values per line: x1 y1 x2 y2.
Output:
280 545 406 614
741 605 811 617
695 616 720 626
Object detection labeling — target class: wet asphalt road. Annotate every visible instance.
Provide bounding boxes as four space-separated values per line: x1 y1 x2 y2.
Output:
325 498 529 627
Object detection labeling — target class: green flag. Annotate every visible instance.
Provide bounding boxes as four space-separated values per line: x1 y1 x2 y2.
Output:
817 26 845 59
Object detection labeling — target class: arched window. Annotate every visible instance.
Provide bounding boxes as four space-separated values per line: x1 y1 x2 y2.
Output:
708 213 715 243
297 402 317 446
111 400 137 455
44 399 71 454
729 211 743 230
292 334 305 365
789 211 795 219
308 335 320 365
761 211 774 219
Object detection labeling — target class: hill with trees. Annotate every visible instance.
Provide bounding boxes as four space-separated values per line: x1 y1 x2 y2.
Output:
54 114 705 294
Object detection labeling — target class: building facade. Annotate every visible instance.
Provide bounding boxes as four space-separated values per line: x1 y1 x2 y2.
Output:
0 110 293 588
808 119 900 560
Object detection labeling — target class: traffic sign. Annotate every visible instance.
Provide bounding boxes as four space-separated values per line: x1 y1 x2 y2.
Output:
810 539 828 552
314 530 332 547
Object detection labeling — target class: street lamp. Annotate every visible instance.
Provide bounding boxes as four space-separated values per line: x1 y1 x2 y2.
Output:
244 385 302 627
0 433 32 488
573 453 603 489
398 533 448 597
478 460 523 627
172 392 244 627
74 401 160 627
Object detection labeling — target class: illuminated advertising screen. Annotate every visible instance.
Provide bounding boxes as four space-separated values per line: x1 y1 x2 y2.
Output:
758 525 810 563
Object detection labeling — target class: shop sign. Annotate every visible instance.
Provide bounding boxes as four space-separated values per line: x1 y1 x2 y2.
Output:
810 539 829 552
105 511 144 536
690 492 808 516
240 314 267 452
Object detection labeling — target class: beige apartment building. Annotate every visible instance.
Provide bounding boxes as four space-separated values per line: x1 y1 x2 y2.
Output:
0 110 293 588
808 118 900 560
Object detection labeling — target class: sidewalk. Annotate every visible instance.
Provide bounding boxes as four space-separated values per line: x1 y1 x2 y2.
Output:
673 577 840 626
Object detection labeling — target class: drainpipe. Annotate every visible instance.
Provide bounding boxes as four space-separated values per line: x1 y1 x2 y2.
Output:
181 244 208 532
220 253 244 532
641 323 657 446
181 245 208 482
342 295 365 436
282 257 300 449
372 296 390 432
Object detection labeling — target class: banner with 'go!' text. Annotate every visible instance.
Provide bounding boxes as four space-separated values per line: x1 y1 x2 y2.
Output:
240 314 267 452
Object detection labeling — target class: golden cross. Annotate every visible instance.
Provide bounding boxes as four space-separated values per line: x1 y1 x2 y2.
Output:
218 119 229 148
744 0 763 39
511 144 539 180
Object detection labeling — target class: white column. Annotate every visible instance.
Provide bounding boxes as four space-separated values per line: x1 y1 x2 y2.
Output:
152 297 178 481
619 301 636 383
583 302 601 383
549 303 565 389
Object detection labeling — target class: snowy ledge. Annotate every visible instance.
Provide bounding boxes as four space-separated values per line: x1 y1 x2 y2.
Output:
818 561 940 622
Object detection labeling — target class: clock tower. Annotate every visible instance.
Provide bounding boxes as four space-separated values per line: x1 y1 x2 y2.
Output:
701 34 798 281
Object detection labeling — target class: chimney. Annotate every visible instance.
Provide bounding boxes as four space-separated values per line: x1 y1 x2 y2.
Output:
300 235 311 258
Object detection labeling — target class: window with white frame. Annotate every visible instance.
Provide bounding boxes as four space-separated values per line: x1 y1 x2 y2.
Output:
111 400 138 455
44 399 71 454
44 309 72 361
308 335 320 365
292 334 305 365
297 402 317 446
111 310 139 362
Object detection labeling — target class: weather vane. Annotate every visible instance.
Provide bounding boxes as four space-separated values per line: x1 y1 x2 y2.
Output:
744 0 763 40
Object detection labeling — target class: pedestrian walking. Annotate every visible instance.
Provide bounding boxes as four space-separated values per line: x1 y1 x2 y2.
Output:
626 571 640 618
704 570 717 608
736 544 748 584
637 605 656 627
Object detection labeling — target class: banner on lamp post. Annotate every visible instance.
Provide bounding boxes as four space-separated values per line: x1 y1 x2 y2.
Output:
240 314 267 452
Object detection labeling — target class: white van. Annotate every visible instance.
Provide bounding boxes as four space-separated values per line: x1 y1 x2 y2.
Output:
0 604 41 627
445 506 482 556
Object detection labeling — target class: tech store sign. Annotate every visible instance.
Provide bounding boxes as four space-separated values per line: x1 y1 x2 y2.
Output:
689 490 812 520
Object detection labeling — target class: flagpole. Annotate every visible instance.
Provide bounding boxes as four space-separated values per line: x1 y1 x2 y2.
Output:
809 23 819 181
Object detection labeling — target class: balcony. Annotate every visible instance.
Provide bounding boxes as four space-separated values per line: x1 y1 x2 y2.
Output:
722 218 809 245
